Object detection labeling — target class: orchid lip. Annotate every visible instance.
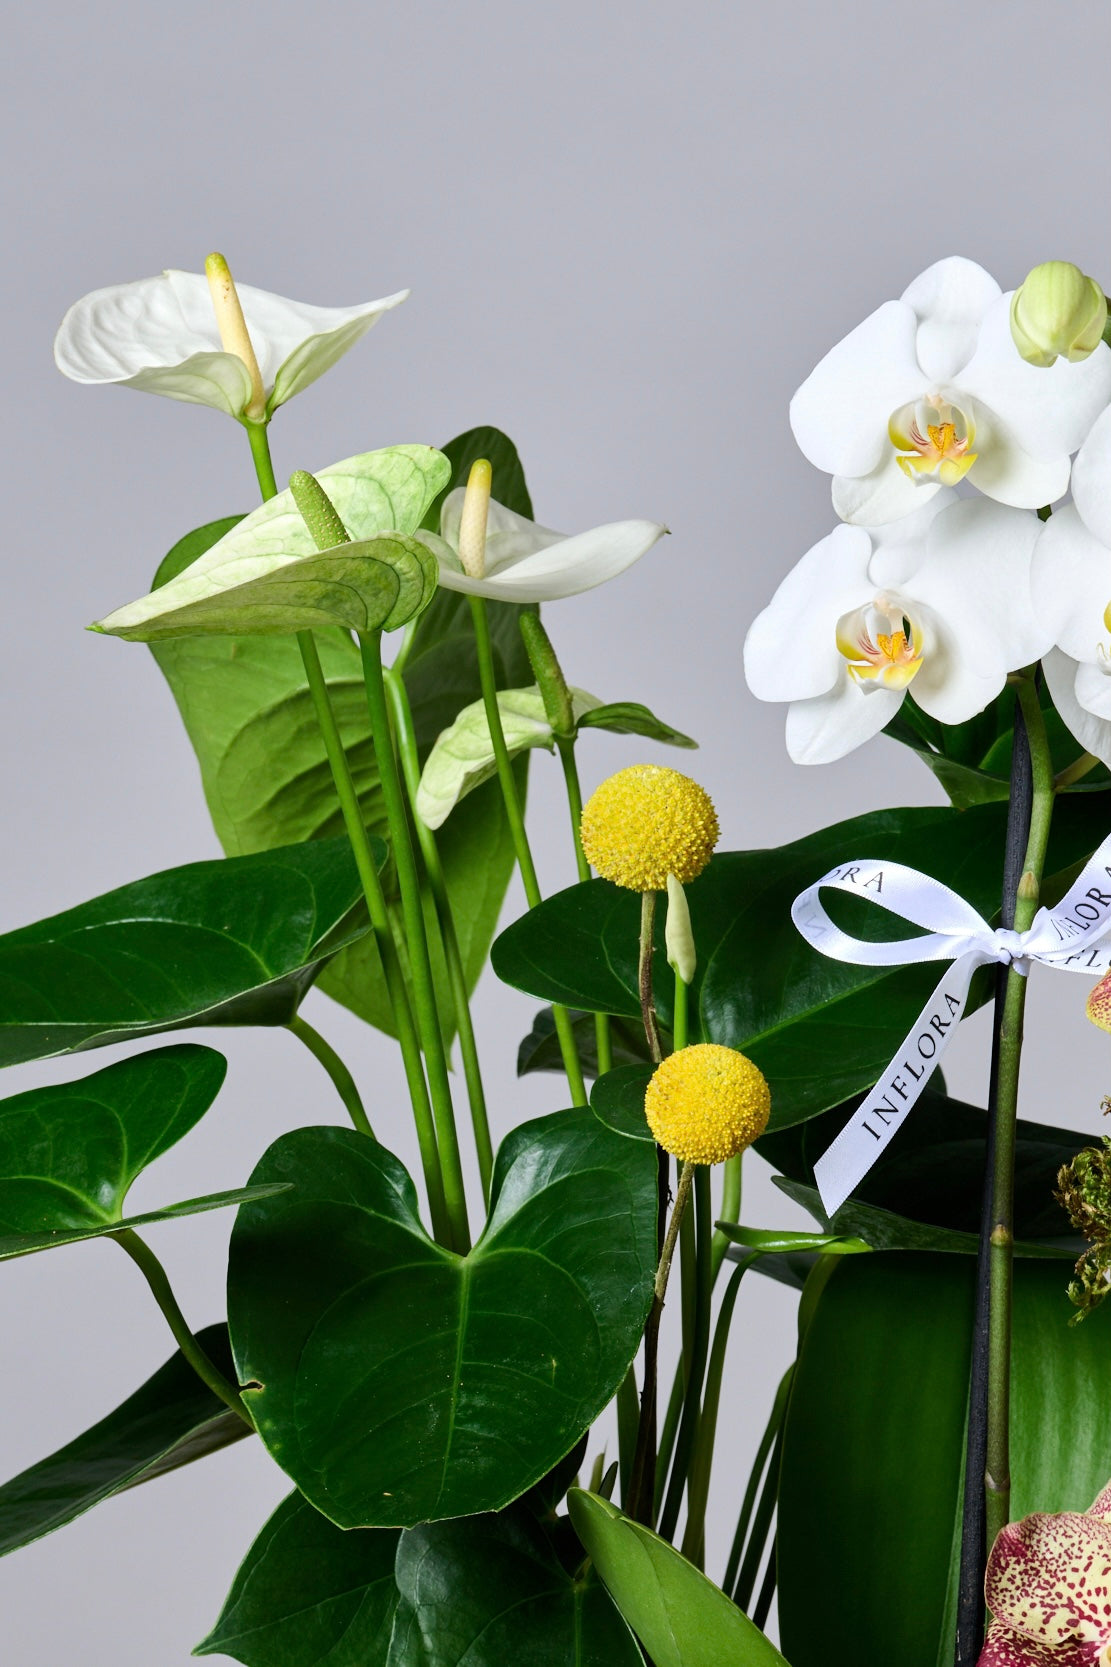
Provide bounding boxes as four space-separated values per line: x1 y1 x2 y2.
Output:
890 393 977 486
835 596 925 691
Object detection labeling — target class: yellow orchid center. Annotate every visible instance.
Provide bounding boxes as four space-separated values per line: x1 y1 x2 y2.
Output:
889 394 977 485
836 597 926 691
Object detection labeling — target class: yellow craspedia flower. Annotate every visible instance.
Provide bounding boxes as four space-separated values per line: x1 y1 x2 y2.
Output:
645 1043 770 1165
580 764 719 891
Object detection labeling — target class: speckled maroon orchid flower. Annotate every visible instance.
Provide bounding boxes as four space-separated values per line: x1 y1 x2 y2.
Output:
978 1482 1111 1665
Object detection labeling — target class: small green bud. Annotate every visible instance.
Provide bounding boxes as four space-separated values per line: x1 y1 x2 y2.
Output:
664 872 696 985
1010 261 1107 367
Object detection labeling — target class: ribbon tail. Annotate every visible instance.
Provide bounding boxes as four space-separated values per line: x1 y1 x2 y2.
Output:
813 952 988 1218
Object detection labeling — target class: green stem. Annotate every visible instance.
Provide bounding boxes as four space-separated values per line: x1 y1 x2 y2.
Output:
385 667 494 1202
468 594 587 1106
616 1362 640 1505
724 1363 794 1594
558 735 612 1077
1054 750 1100 790
360 631 470 1253
639 891 663 1064
673 971 689 1052
985 671 1056 1551
627 1161 694 1528
245 419 278 499
712 1154 743 1282
113 1230 251 1424
658 1164 713 1544
681 1257 750 1565
653 1357 687 1521
733 1421 785 1611
296 629 449 1244
287 1013 373 1137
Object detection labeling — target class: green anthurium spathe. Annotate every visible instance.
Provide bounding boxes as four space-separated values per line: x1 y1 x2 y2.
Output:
416 685 603 829
91 446 448 641
54 267 408 421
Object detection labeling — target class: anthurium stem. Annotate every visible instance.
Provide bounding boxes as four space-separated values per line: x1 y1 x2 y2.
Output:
245 418 278 499
287 1013 373 1137
557 733 612 1075
385 666 494 1202
112 1229 251 1424
468 593 587 1106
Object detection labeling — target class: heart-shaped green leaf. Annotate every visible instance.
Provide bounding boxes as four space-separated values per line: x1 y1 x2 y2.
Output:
576 700 697 748
228 1108 658 1528
0 836 374 1067
147 428 535 1045
518 1007 655 1079
195 1490 401 1663
567 1490 790 1667
492 798 1108 1127
0 1324 249 1557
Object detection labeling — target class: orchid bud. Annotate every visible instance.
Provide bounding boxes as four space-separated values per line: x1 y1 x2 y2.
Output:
1010 261 1107 367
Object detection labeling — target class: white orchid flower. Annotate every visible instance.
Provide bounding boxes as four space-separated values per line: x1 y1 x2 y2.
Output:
1031 407 1111 765
54 264 408 421
744 495 1051 765
790 256 1111 526
415 486 667 602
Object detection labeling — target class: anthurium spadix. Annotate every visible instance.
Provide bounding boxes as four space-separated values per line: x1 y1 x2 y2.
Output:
978 1478 1111 1665
790 256 1111 525
54 264 408 421
92 445 448 642
743 494 1051 765
415 487 667 602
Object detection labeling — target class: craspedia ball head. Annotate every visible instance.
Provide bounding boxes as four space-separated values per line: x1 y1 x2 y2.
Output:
645 1043 770 1165
580 764 719 891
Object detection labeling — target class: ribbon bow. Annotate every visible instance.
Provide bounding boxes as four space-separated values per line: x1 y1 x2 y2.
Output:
791 835 1111 1216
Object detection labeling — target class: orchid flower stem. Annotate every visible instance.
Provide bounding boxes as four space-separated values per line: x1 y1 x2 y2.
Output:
385 666 494 1202
983 671 1055 1555
557 734 612 1076
467 594 587 1107
287 1014 373 1137
295 630 450 1245
237 419 453 1240
682 1257 751 1567
724 1364 794 1596
657 1165 713 1545
360 630 470 1253
112 1229 251 1425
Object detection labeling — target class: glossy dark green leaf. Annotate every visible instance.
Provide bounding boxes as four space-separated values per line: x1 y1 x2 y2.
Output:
717 1224 870 1257
419 426 534 529
195 1491 401 1664
0 1045 287 1259
388 1506 643 1667
149 427 534 1046
590 1064 654 1142
772 1176 1077 1259
778 1254 1111 1667
228 1110 658 1528
567 1491 789 1667
518 1007 655 1079
757 1086 1088 1240
0 1324 250 1556
0 836 372 1067
492 799 1107 1128
576 701 697 748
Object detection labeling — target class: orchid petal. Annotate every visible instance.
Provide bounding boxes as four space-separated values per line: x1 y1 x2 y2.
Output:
428 519 667 602
966 402 1071 509
961 292 1111 462
909 498 1051 678
862 488 956 585
744 524 874 704
900 255 1001 383
1031 505 1111 662
978 1620 1101 1666
1071 406 1111 549
783 675 902 765
985 1509 1111 1646
790 300 923 477
1043 650 1111 770
832 451 941 526
416 687 601 829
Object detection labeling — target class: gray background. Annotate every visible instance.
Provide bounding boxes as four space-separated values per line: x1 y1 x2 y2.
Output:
1 0 1108 1658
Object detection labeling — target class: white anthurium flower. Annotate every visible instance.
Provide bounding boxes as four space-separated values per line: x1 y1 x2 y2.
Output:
417 687 603 829
54 268 408 420
93 445 448 641
790 256 1111 526
1031 407 1111 763
744 493 1051 765
415 487 667 602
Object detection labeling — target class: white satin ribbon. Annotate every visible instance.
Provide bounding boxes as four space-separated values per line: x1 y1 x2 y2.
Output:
791 833 1111 1217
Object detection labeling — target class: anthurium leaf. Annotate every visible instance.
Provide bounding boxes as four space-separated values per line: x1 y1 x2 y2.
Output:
416 686 600 830
772 1177 1076 1259
566 1490 789 1667
0 1324 249 1556
0 837 372 1067
492 798 1107 1128
227 1109 658 1528
420 426 534 529
778 1254 1111 1667
388 1506 643 1667
576 701 697 749
590 1063 654 1142
96 532 439 641
195 1490 401 1664
148 429 533 1045
716 1223 871 1257
518 1008 655 1080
